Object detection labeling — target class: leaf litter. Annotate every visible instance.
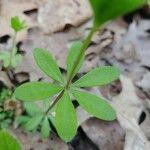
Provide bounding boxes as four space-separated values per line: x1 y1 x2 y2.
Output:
0 0 150 149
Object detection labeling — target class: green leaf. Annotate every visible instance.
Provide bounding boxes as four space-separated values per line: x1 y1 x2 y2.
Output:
11 16 26 32
89 0 146 27
67 41 83 78
0 52 10 68
14 82 63 101
24 102 43 116
55 91 77 142
15 116 30 126
34 48 64 83
73 66 120 87
25 115 43 131
0 130 21 150
72 89 116 121
41 117 51 138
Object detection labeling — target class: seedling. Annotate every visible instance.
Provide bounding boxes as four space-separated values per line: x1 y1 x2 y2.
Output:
0 16 26 69
16 100 51 138
14 0 146 142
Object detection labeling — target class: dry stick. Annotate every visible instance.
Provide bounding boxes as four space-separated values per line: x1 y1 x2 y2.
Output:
45 27 97 114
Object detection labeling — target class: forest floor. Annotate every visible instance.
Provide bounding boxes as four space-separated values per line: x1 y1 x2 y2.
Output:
0 0 150 150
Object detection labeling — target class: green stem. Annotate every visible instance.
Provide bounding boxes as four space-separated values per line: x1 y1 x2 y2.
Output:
66 27 96 88
9 31 17 68
45 27 97 114
45 90 65 115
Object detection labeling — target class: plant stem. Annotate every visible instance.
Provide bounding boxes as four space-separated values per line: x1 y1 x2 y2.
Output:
9 31 17 67
45 90 65 115
66 27 97 88
46 27 97 114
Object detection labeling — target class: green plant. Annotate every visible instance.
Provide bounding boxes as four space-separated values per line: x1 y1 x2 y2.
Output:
14 0 146 142
0 88 22 129
15 100 52 138
0 88 12 129
0 130 21 150
0 16 26 69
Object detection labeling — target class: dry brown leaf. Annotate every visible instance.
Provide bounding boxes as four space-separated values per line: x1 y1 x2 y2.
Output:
136 72 150 92
38 0 92 34
112 75 150 150
81 118 125 150
12 129 69 150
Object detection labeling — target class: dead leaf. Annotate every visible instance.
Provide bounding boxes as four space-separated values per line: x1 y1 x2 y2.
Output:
12 129 69 150
81 118 125 150
38 0 92 34
112 75 150 150
136 71 150 92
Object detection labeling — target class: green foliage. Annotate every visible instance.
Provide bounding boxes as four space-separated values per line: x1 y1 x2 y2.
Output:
0 16 26 69
0 130 21 150
25 115 43 131
0 51 22 68
71 89 116 121
0 88 14 129
55 91 77 142
24 102 43 116
34 48 64 83
11 16 26 32
67 41 83 78
14 82 63 101
90 0 146 27
41 117 51 138
13 0 146 142
0 111 13 129
73 66 120 87
16 101 52 138
0 88 12 102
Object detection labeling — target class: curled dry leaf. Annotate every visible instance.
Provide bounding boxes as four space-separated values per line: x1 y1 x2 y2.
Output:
111 75 150 150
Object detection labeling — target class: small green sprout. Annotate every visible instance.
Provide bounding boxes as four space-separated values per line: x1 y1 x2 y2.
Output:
11 16 27 32
0 16 26 69
14 0 146 142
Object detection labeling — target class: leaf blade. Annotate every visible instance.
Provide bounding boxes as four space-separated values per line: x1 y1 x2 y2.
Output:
14 82 63 101
41 117 51 138
11 16 26 32
0 130 21 150
72 89 116 121
25 115 43 131
55 91 77 142
67 41 83 78
90 0 146 27
34 48 64 83
24 102 43 116
73 66 120 87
